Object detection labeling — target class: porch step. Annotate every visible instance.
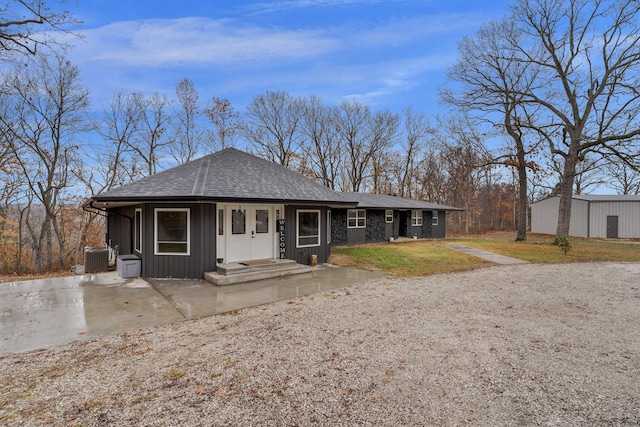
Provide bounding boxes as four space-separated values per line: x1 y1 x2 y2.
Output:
216 258 298 275
205 259 313 286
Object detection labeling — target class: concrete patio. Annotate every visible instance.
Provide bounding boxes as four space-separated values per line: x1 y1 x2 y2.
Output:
0 265 382 355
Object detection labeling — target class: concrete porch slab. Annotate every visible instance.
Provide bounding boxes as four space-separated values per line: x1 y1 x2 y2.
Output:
0 265 383 355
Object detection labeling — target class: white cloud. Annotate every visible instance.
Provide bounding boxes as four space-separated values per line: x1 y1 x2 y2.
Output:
241 0 395 15
72 17 339 67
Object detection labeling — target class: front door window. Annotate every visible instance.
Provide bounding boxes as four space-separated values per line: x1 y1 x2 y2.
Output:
256 209 269 233
232 209 246 234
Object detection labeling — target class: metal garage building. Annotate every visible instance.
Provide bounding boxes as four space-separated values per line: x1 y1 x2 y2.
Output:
531 195 640 238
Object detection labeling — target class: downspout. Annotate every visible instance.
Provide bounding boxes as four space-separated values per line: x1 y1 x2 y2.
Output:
85 200 133 252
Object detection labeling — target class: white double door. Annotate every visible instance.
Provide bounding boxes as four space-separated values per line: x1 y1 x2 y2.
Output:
223 204 280 263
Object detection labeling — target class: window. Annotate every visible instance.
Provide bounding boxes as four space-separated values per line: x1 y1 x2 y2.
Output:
155 208 189 255
297 210 320 248
385 210 393 223
256 209 269 233
347 209 366 228
232 209 246 234
134 208 142 253
411 210 422 226
327 210 332 244
218 209 224 235
432 211 439 226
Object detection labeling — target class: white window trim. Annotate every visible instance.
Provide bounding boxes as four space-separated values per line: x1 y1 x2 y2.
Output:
347 209 366 228
327 210 332 244
134 208 142 253
385 209 393 223
297 209 321 248
432 211 439 226
154 208 190 256
411 210 423 227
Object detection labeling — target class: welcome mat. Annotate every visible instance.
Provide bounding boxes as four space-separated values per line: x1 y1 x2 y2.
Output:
239 259 272 266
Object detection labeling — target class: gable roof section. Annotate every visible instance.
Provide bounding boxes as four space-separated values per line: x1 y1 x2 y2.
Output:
92 148 356 205
341 192 463 211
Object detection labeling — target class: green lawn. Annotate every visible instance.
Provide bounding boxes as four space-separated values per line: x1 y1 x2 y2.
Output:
330 234 640 277
330 240 491 277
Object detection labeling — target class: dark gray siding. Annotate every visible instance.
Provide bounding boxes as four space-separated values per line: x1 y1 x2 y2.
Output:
146 203 216 279
332 209 403 246
432 211 447 238
393 211 400 238
404 211 422 238
384 210 400 240
347 228 366 245
285 205 331 264
385 221 394 239
110 203 217 279
422 211 433 238
107 206 135 255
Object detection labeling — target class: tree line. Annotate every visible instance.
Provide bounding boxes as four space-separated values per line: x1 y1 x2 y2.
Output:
1 0 640 274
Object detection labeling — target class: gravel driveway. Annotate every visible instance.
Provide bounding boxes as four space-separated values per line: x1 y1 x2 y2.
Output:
1 262 639 426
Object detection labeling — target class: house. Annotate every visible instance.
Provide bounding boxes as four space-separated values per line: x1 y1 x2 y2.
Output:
88 148 358 279
331 192 463 246
531 195 640 238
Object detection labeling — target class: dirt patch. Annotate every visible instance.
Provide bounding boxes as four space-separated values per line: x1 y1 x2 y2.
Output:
1 262 639 426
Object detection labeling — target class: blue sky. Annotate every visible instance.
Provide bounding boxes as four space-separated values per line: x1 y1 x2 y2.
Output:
64 0 514 114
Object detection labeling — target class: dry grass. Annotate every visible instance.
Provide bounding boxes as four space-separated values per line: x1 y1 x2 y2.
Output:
447 232 640 263
330 240 490 277
331 232 640 276
0 271 75 284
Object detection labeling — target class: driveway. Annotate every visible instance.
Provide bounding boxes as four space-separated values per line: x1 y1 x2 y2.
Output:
0 265 382 355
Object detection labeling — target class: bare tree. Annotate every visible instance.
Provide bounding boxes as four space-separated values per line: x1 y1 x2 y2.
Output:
604 161 640 195
171 77 202 164
506 0 640 240
203 97 241 152
547 154 607 195
0 53 89 270
95 89 145 187
443 17 543 241
394 107 432 198
415 148 449 204
244 90 302 167
336 100 398 192
135 92 172 176
298 96 343 189
368 109 399 193
0 0 79 57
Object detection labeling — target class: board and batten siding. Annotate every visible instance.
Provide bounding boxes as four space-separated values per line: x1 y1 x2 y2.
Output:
106 206 135 255
284 205 331 265
431 211 447 238
145 203 217 279
589 201 640 238
109 203 217 279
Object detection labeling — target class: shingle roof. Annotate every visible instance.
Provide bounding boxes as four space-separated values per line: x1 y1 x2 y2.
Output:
92 148 356 205
341 192 463 211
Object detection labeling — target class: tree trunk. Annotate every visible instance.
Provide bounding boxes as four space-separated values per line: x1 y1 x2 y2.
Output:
555 139 580 241
515 150 528 241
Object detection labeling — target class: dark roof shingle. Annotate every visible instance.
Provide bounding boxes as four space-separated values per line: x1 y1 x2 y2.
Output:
341 192 463 211
93 148 355 204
